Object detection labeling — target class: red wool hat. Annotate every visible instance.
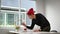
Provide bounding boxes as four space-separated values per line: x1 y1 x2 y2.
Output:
27 8 34 15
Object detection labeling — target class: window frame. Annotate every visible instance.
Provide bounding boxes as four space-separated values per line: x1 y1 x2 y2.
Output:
0 10 19 27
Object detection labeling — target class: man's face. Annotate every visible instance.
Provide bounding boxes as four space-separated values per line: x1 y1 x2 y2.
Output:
28 15 33 19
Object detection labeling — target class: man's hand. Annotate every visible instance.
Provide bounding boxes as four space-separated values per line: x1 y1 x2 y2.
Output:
22 23 26 27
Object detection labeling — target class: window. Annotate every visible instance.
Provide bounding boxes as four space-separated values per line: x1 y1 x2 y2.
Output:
6 14 14 25
1 0 20 27
0 11 19 27
20 12 26 25
1 0 19 7
21 0 36 10
14 13 19 25
0 13 5 25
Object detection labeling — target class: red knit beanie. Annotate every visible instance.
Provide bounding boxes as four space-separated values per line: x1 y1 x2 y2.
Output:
27 8 34 15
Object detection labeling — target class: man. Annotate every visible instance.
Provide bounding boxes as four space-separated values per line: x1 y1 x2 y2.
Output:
22 8 51 32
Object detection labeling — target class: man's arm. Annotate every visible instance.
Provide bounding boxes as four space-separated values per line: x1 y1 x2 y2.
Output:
26 21 35 30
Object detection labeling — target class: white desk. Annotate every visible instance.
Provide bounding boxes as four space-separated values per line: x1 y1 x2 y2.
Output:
21 32 60 34
9 31 60 34
9 31 20 34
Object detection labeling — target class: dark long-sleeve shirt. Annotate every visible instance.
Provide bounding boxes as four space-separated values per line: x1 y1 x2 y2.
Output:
26 13 50 30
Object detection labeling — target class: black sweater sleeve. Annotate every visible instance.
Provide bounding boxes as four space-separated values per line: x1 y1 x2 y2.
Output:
26 20 35 30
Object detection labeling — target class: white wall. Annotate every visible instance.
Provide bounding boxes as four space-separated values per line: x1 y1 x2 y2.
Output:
45 0 60 32
36 0 60 32
36 0 46 15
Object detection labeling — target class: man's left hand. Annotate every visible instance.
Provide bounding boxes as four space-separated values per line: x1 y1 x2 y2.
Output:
22 23 26 27
33 29 41 32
